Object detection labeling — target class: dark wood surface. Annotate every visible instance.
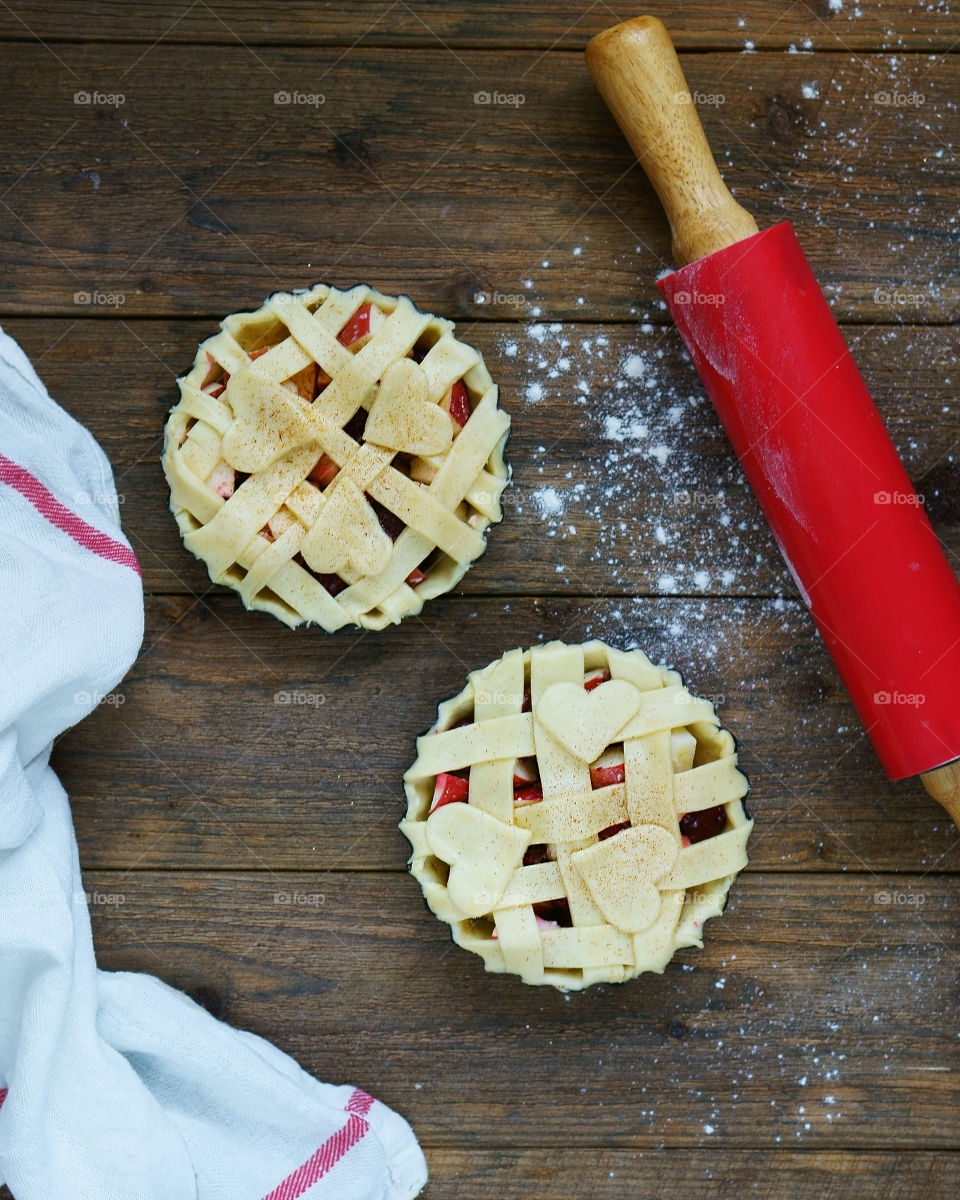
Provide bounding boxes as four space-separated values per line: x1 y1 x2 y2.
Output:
2 2 958 1197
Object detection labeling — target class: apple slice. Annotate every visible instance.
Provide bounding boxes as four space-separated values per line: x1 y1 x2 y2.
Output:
248 345 272 361
308 453 340 488
338 303 387 351
429 772 470 814
409 457 438 484
589 747 625 789
513 784 543 806
285 362 318 403
405 567 428 587
513 757 539 787
206 460 235 500
679 805 727 845
441 380 471 430
583 667 611 692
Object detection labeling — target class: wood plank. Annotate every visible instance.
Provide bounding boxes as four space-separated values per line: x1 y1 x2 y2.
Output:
0 47 956 320
52 595 960 874
0 2 956 51
423 1149 960 1197
6 319 957 601
1 1151 956 1199
83 869 960 1149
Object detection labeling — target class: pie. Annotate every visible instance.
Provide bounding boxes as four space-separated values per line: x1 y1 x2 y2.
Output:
401 640 752 989
162 284 511 631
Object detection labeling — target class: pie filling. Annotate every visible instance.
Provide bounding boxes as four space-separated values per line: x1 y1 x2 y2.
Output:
195 302 479 595
426 665 730 932
402 642 752 989
165 284 510 631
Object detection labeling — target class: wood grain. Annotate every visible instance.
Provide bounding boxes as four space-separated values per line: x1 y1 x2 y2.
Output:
0 48 956 320
0 2 955 51
427 1149 959 1197
6 319 957 602
424 1150 960 1198
83 869 960 1149
2 1151 958 1199
3 6 960 1192
52 595 960 874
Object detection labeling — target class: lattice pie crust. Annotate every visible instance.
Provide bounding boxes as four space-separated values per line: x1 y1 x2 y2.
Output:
401 641 752 989
162 284 511 631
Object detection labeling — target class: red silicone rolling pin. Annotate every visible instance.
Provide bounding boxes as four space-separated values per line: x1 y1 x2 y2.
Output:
586 16 960 826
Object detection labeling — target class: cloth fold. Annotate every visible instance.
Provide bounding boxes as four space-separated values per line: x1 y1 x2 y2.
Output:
0 327 427 1200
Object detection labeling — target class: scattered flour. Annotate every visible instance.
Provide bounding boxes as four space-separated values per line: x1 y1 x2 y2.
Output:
500 318 790 597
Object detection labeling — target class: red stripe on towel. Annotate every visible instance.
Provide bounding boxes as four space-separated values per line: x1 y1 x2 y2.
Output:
0 452 140 575
0 1087 8 1108
258 1089 375 1200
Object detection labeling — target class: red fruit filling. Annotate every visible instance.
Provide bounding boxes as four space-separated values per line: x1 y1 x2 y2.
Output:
343 408 368 442
513 784 543 806
533 896 572 926
598 821 630 841
590 761 625 789
308 453 340 488
405 567 428 587
338 303 386 351
522 842 555 867
679 805 727 844
370 496 405 541
317 572 348 597
584 668 611 692
430 771 469 814
513 757 539 786
445 380 471 429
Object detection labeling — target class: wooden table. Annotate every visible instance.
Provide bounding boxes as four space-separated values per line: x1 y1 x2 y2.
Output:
2 3 958 1196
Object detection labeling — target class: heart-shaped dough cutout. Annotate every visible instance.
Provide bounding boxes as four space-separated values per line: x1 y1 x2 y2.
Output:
300 477 392 578
220 364 315 473
535 679 641 763
425 802 531 919
364 358 453 457
571 824 678 934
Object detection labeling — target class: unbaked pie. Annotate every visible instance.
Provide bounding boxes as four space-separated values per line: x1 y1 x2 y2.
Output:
401 640 752 989
162 284 511 631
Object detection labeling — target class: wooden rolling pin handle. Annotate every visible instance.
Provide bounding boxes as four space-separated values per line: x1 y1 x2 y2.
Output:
921 761 960 828
586 16 758 266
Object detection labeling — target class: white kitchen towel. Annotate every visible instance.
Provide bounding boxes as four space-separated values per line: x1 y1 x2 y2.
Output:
0 326 427 1200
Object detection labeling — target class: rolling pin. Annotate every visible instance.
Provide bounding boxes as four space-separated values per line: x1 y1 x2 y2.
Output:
586 17 960 827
